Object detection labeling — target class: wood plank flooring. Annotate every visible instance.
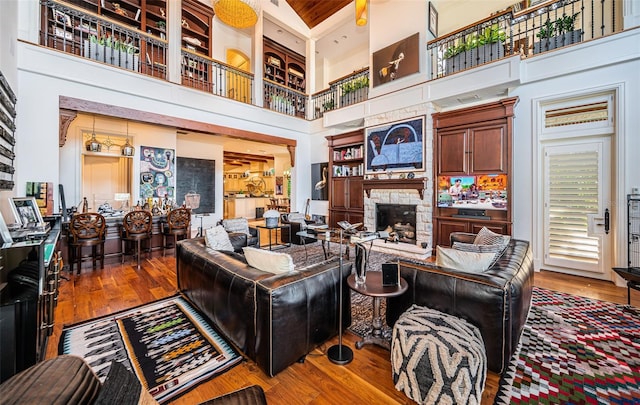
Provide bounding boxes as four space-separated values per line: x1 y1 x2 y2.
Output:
46 252 639 404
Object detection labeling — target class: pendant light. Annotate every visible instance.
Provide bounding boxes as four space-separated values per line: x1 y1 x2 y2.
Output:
355 0 368 26
85 115 102 152
212 0 260 29
121 121 135 157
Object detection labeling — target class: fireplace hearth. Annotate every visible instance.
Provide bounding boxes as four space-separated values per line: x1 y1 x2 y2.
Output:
376 204 417 244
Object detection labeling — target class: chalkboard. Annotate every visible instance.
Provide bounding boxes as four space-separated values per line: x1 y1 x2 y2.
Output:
176 157 215 214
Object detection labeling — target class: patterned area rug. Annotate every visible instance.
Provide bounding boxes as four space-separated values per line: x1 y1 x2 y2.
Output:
283 241 404 338
495 287 640 404
59 296 242 404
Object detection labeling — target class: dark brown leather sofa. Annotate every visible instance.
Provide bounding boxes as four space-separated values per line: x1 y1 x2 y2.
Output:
176 238 351 377
386 233 534 374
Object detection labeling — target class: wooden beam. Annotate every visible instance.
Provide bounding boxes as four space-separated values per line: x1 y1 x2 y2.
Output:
58 96 297 156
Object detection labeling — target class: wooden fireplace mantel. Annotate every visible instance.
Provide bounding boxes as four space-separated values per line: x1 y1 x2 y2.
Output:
363 178 427 199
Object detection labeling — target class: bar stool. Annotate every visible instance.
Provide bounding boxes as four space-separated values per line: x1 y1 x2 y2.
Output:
121 210 152 269
162 208 191 256
68 212 106 275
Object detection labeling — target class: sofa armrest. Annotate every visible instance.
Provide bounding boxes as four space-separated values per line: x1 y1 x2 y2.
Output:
254 259 352 376
386 239 533 374
450 232 476 245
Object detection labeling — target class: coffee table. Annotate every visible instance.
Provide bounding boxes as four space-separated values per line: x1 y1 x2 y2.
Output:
347 272 407 350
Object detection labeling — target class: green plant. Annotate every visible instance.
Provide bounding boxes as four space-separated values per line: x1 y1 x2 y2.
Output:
156 20 166 29
536 12 580 39
478 24 507 45
444 25 506 59
322 99 335 110
341 75 369 95
556 12 579 34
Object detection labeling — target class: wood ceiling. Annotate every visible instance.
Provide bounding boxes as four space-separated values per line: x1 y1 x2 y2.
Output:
285 0 352 28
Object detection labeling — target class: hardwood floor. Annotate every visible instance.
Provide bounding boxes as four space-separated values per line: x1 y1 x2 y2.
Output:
46 252 639 404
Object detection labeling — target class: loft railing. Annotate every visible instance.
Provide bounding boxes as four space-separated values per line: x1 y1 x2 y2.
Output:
310 88 337 120
428 0 621 78
181 50 254 104
263 80 307 118
330 68 370 108
41 0 167 79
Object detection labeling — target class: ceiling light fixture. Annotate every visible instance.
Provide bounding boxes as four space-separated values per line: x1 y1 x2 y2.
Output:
85 115 102 152
355 0 368 26
121 121 135 157
213 0 260 29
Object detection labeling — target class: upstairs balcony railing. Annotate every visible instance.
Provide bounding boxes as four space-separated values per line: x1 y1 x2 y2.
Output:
41 0 622 120
181 50 254 105
428 0 621 78
41 0 167 79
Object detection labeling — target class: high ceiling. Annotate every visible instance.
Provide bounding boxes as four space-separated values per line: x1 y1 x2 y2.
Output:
285 0 352 28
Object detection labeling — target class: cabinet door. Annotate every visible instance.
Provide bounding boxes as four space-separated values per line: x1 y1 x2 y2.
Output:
435 218 469 247
437 130 467 175
469 123 507 173
330 210 348 228
348 178 364 210
469 222 509 235
331 178 348 209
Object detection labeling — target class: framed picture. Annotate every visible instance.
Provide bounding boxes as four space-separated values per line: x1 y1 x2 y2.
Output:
428 2 438 37
311 162 328 201
53 9 72 27
10 197 46 228
365 116 425 174
372 33 420 87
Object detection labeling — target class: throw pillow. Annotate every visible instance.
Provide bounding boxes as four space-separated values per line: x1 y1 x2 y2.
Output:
204 225 235 251
242 246 295 274
473 226 511 246
435 246 496 272
286 212 307 230
222 218 251 235
452 241 508 268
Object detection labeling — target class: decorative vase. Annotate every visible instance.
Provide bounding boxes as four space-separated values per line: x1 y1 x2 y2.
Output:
354 243 368 285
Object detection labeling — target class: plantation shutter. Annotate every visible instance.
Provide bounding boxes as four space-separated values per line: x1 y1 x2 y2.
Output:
545 148 600 266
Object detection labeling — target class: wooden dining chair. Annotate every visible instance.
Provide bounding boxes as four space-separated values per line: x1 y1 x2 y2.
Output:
162 207 191 256
121 210 152 269
68 212 106 275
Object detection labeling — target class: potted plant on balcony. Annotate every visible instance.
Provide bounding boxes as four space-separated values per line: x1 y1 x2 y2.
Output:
322 98 335 111
340 75 369 106
443 24 506 74
534 12 582 54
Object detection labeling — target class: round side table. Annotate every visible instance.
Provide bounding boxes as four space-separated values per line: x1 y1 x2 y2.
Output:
347 272 408 350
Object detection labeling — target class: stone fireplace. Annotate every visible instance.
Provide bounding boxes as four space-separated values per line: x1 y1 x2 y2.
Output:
363 186 432 259
376 203 417 244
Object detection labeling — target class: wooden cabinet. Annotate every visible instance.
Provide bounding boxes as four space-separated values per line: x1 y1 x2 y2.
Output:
432 97 518 246
327 130 365 228
437 122 507 175
264 37 306 93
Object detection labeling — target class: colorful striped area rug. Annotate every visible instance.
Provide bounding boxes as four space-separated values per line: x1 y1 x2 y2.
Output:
59 296 242 404
495 287 640 404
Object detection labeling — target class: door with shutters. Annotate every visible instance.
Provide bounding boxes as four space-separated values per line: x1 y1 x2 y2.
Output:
542 138 612 279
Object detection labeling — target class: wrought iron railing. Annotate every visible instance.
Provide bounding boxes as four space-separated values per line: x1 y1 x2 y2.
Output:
181 50 254 104
427 0 621 78
263 80 307 118
330 68 370 108
40 0 167 79
310 88 338 120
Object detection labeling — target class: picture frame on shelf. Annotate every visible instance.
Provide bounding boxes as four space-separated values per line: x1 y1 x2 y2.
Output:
428 2 438 37
53 9 72 27
365 116 425 174
9 196 46 228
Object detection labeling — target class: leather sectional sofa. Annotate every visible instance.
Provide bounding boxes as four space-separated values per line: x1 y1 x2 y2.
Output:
386 233 534 374
176 237 352 376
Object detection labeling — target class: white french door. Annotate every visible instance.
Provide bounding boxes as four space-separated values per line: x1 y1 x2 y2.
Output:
542 137 612 279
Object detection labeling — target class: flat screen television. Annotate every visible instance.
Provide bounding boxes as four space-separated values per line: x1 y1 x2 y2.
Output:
437 174 508 211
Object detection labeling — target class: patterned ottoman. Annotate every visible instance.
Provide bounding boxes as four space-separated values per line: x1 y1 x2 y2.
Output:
391 305 487 405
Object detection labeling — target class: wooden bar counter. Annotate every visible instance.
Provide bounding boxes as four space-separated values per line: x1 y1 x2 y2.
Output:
59 214 172 269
